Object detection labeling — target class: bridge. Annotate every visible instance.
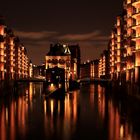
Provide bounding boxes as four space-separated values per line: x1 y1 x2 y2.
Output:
80 78 111 85
16 76 46 83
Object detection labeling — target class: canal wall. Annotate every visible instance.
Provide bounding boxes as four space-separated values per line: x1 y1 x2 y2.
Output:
0 80 30 97
106 80 140 101
0 80 15 97
80 78 140 100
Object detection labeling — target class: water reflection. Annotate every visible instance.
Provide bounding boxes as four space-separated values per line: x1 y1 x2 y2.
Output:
43 90 80 139
86 84 140 140
0 95 27 140
97 85 105 120
0 83 139 140
0 83 39 140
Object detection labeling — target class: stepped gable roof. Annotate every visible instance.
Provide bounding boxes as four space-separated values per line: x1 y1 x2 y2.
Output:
47 43 71 56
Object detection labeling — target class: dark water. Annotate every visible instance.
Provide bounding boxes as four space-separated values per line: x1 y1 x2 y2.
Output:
0 82 140 140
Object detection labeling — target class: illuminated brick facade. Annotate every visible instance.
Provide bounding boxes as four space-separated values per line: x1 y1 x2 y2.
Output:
110 15 127 83
99 50 110 79
45 43 71 83
90 60 99 79
0 18 6 80
80 60 99 80
100 0 140 84
0 17 31 80
46 43 81 82
80 62 91 79
125 0 140 84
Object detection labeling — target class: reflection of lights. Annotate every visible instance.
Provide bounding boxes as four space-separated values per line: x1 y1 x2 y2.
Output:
119 82 121 86
64 94 70 120
33 86 36 95
67 94 70 102
77 79 80 82
6 108 8 124
15 102 16 111
90 85 94 106
1 107 6 140
58 101 60 115
49 83 56 92
25 89 28 95
98 93 101 100
29 83 33 101
120 125 124 138
73 92 77 122
131 65 134 69
51 100 54 116
59 84 61 88
127 134 132 140
44 100 47 114
10 102 15 140
63 44 66 48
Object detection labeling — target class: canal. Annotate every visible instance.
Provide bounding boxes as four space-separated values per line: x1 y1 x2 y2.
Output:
0 82 140 140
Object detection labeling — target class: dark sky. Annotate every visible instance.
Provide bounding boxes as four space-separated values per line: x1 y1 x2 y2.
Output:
1 0 123 64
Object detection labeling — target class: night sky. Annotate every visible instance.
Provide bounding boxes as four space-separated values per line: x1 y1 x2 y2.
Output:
1 0 123 64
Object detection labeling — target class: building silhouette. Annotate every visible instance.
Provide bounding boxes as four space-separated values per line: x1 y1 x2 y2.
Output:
45 43 71 85
45 43 81 81
68 44 81 79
